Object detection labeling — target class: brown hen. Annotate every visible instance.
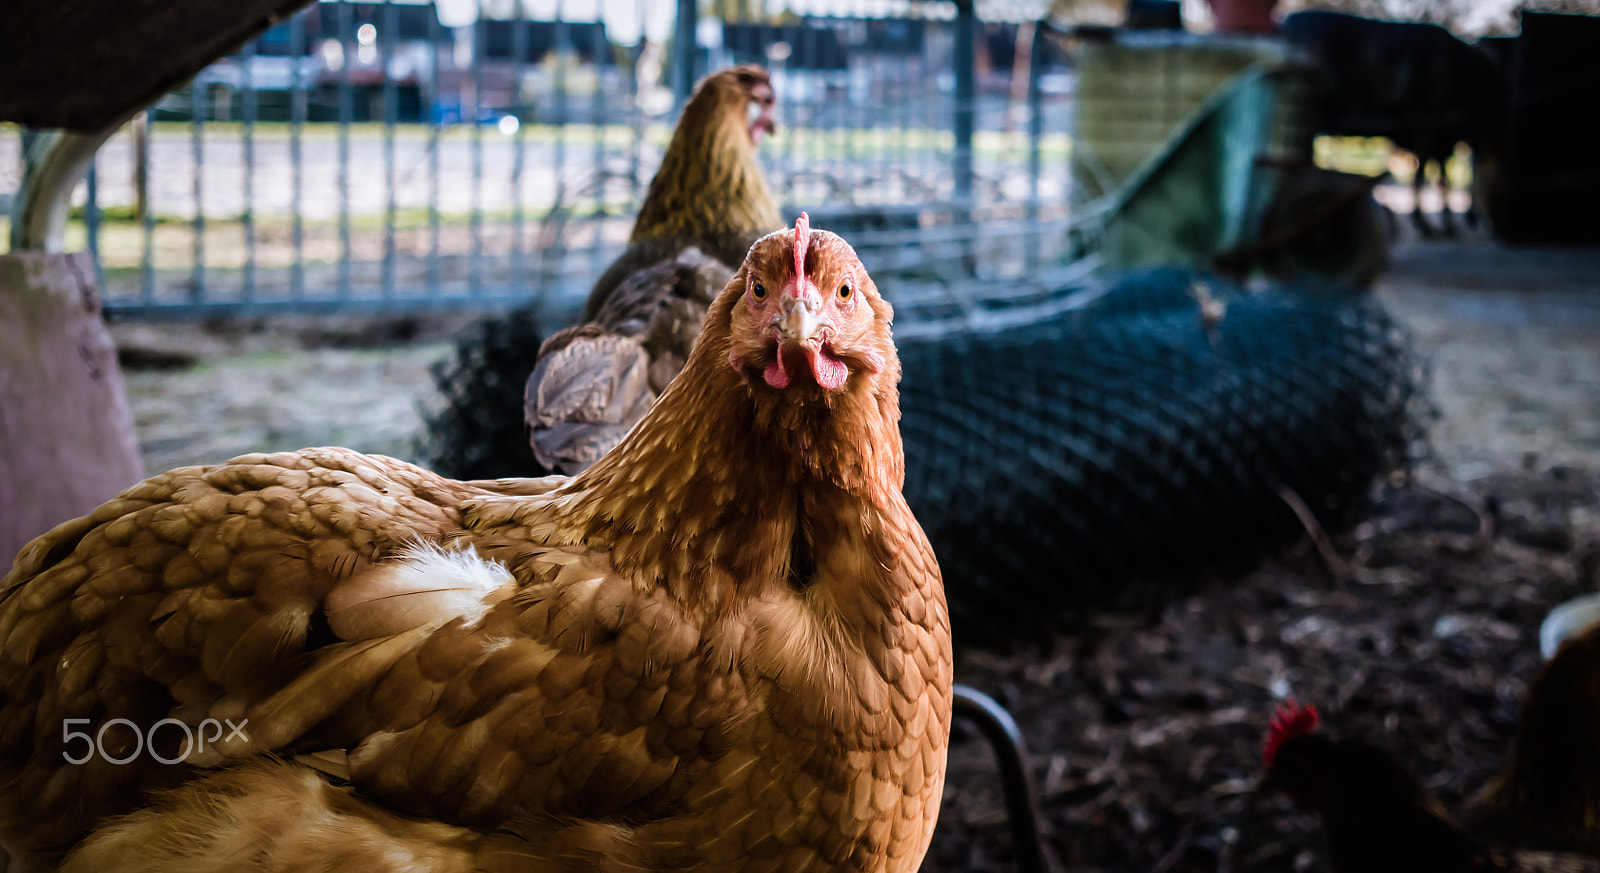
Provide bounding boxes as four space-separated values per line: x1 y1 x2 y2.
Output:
526 64 782 473
0 216 950 873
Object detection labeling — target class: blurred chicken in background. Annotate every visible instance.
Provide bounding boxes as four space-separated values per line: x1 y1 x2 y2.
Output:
421 65 781 479
527 64 781 474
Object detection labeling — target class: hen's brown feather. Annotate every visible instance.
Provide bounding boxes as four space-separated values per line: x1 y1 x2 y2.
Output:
60 761 536 873
529 247 732 472
0 224 949 873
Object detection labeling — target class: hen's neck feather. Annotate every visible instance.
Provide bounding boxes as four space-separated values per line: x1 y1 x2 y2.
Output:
552 289 904 610
629 92 781 246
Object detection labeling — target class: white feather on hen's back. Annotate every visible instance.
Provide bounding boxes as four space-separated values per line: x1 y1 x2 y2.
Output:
326 542 515 641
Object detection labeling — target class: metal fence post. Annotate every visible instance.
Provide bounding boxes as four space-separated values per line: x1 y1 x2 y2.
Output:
290 11 306 300
510 8 528 291
139 108 154 304
953 0 977 274
672 0 697 112
132 112 148 223
1027 20 1046 271
427 6 441 296
242 37 258 302
18 129 40 166
383 0 399 299
338 0 354 300
190 82 205 301
85 160 99 262
470 14 484 296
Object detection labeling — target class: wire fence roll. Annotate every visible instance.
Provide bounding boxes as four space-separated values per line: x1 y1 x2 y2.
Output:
423 306 547 482
894 268 1429 646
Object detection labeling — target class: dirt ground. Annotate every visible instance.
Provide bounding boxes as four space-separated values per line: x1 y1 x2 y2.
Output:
930 239 1600 873
106 233 1600 873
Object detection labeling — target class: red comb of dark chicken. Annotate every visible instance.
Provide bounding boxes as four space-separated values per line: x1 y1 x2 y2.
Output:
1263 700 1321 768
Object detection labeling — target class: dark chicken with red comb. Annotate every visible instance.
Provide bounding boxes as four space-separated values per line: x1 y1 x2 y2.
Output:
1261 701 1600 873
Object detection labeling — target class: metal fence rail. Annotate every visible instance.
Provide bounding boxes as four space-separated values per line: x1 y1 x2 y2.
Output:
8 0 1079 319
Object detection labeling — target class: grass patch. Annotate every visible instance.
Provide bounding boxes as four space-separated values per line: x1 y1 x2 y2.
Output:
70 204 187 225
1314 135 1475 189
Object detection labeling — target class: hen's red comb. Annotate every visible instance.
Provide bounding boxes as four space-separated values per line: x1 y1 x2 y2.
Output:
1262 700 1320 769
791 212 811 292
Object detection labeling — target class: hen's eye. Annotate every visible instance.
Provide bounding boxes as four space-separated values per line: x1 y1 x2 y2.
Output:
751 281 766 300
838 283 852 301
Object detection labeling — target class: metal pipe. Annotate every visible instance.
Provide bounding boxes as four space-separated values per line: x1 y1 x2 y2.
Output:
951 684 1051 873
803 21 817 205
9 128 118 253
555 17 569 180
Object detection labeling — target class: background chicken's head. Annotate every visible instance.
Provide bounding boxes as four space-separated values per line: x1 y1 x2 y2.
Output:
694 63 776 146
726 213 892 397
734 65 776 144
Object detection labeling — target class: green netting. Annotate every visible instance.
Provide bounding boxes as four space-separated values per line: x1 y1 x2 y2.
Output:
897 268 1427 644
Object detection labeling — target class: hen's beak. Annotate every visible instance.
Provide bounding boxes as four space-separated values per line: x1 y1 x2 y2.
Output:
748 101 777 144
778 292 823 344
749 115 775 145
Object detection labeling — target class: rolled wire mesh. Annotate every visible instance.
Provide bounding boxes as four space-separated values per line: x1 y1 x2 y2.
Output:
896 268 1428 645
422 307 548 482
